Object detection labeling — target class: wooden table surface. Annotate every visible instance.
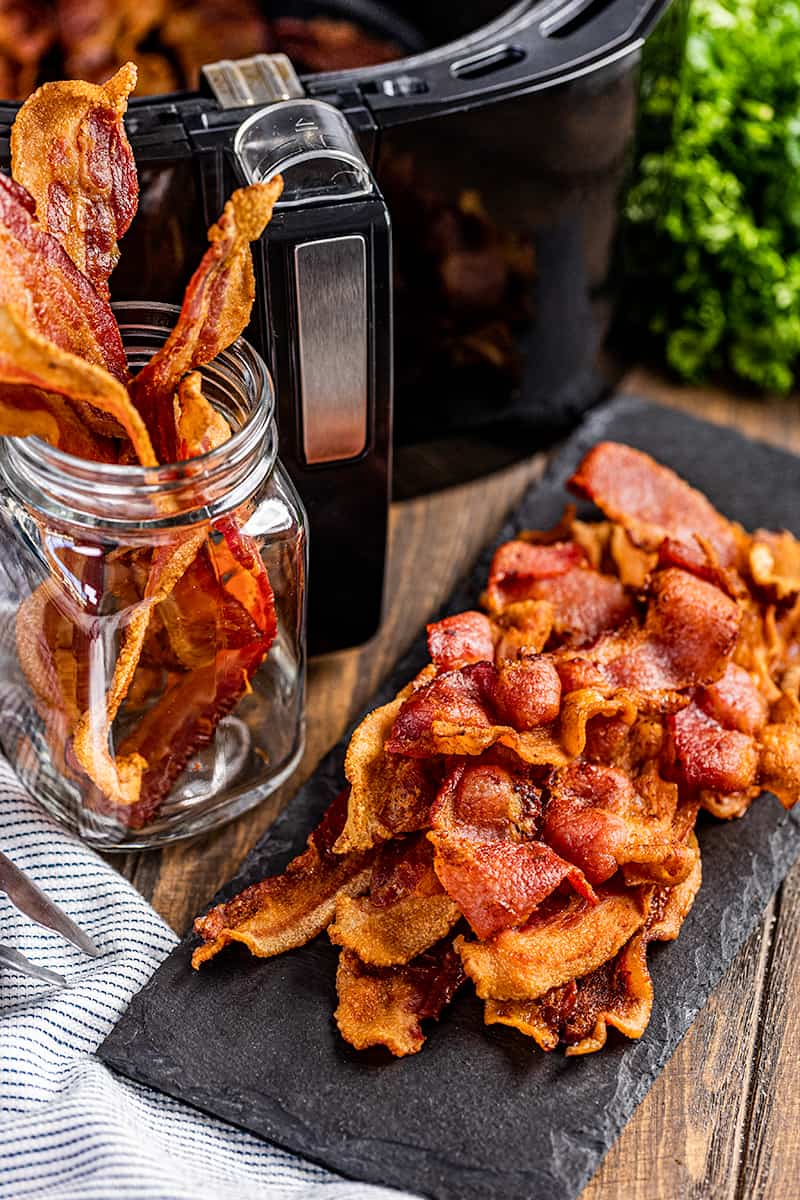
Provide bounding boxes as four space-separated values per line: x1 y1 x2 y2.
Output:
118 369 800 1200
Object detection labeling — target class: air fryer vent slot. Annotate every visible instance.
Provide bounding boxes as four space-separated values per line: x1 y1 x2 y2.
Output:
538 0 608 38
450 44 526 81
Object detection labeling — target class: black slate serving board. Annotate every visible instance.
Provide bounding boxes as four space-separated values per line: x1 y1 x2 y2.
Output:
100 395 800 1200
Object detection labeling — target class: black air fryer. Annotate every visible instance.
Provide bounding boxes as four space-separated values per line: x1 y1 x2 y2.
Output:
0 0 685 654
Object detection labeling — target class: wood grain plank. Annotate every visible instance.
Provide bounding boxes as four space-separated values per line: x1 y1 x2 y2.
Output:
143 452 546 934
623 369 800 453
583 910 775 1200
737 859 800 1200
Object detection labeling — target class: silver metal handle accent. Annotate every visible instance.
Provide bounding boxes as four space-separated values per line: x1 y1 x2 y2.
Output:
295 236 369 464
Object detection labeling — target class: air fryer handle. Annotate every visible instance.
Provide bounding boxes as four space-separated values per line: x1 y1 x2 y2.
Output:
232 96 393 654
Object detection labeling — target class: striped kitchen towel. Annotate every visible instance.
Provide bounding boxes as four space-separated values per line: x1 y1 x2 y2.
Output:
0 757 414 1200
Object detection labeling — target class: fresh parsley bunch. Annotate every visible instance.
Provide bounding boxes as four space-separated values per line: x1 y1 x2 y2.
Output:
624 0 800 392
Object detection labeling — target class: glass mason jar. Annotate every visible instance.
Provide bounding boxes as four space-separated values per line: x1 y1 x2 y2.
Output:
0 302 307 849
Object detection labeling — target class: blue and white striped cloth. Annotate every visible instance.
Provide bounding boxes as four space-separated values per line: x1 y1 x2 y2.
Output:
0 758 414 1200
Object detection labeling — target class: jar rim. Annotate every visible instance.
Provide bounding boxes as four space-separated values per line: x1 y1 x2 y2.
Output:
0 302 278 528
6 301 275 486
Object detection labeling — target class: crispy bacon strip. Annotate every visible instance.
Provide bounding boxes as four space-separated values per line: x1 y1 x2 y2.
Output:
335 680 442 854
407 719 569 769
669 703 759 795
429 762 595 939
484 983 578 1053
492 656 562 729
328 834 461 967
103 521 278 824
559 569 740 695
17 543 110 789
748 530 800 601
156 371 266 658
488 839 702 1054
521 568 635 647
387 662 495 758
569 441 739 566
193 791 375 968
657 535 738 596
485 932 654 1056
70 527 207 809
606 569 739 690
0 170 127 382
456 883 650 1002
174 370 232 458
115 646 265 827
117 392 274 821
39 552 103 728
156 531 268 670
645 837 703 941
558 930 654 1055
427 610 494 670
484 540 586 609
132 179 283 460
759 721 800 809
11 63 139 299
15 586 77 777
557 686 686 759
431 759 543 841
608 524 656 588
485 538 634 645
543 762 693 887
387 660 568 764
0 305 155 464
334 940 465 1057
492 599 554 662
0 382 116 460
697 662 768 736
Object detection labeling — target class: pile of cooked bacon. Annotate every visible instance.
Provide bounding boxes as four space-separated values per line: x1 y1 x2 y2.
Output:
2 64 283 826
194 442 800 1056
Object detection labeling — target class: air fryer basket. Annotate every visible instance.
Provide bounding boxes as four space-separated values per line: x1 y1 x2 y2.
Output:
1 1 685 449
